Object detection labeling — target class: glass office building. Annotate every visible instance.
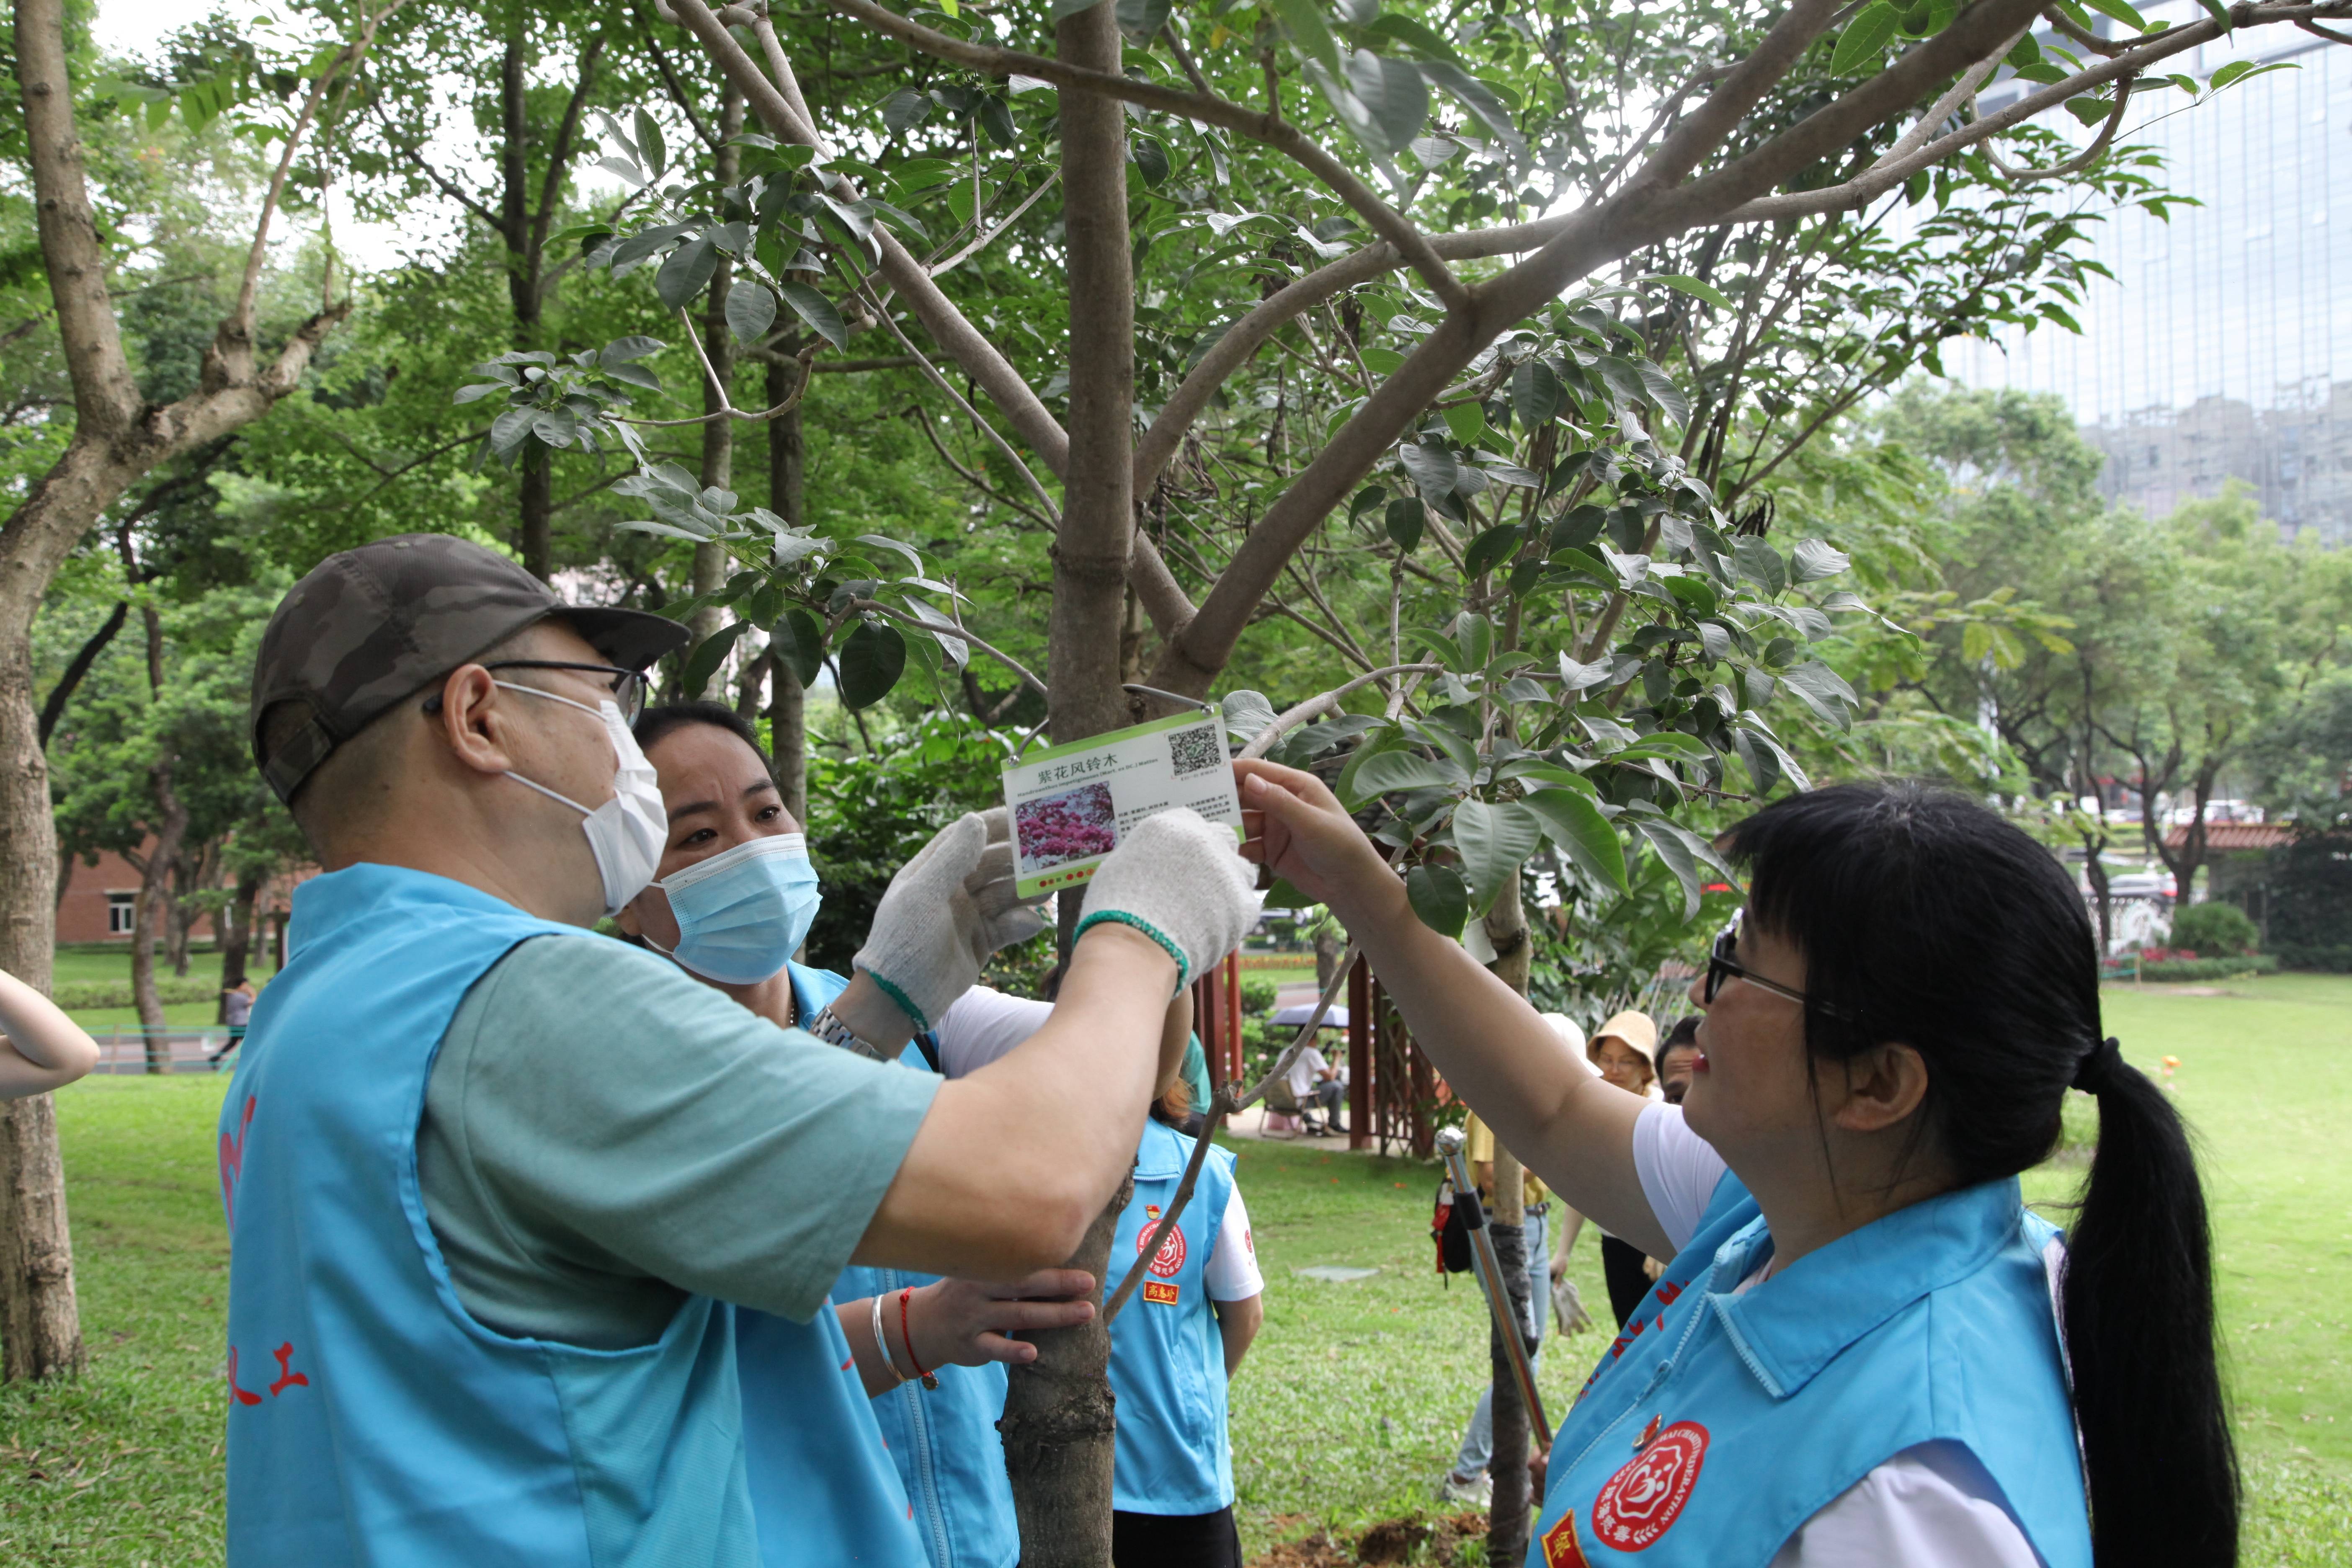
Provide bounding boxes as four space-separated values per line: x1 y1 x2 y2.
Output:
1942 9 2352 542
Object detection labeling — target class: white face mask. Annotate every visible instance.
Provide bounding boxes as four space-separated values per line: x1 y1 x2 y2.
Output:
495 681 667 916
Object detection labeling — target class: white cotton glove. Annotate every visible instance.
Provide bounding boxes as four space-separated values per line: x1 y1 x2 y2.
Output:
1073 807 1259 989
856 808 1051 1032
1552 1274 1594 1336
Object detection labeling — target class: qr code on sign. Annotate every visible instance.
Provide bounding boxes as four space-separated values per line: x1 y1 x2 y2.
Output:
1167 724 1226 777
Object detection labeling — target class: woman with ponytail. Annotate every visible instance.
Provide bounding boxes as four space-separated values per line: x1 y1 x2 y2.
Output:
1236 763 2235 1568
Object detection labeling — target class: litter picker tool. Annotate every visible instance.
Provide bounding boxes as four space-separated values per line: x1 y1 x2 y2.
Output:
1435 1125 1552 1449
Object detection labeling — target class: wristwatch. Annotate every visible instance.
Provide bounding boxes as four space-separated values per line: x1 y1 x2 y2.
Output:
805 1004 893 1062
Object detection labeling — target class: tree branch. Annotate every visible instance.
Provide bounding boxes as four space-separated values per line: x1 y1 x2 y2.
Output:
530 32 609 272
818 0 1468 309
1237 664 1442 760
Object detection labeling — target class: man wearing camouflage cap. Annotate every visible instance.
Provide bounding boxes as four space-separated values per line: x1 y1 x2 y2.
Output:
218 534 1261 1564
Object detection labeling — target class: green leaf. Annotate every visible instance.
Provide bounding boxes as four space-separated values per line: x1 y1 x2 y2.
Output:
1399 441 1460 498
1342 750 1465 806
1632 818 1706 919
1406 864 1469 941
2006 34 2042 67
655 235 719 310
773 608 826 689
1511 357 1563 426
1522 788 1627 894
1412 58 1526 160
838 621 907 708
1652 273 1732 310
1443 401 1486 445
1790 538 1850 583
1385 498 1426 552
1635 364 1690 427
1462 524 1521 578
1452 799 1542 916
1117 0 1174 39
882 87 932 136
488 407 536 457
777 282 848 349
1732 536 1787 596
452 383 508 405
2194 0 2231 32
1222 689 1278 746
2211 59 2294 90
1132 134 1171 187
977 96 1019 147
1830 1 1901 73
1778 659 1860 730
1267 0 1343 76
1364 13 1466 69
1353 51 1429 156
681 621 751 699
634 108 668 179
726 280 778 344
2081 0 2146 28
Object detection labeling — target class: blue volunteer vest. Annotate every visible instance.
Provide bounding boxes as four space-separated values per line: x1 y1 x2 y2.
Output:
216 865 756 1566
711 959 926 1566
1107 1117 1241 1516
1530 1173 2090 1568
791 962 1021 1568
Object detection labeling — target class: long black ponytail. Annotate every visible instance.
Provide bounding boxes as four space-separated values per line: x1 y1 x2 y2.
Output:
1723 784 2236 1568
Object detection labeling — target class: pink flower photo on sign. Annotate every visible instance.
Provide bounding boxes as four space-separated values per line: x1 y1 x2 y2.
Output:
1014 781 1118 874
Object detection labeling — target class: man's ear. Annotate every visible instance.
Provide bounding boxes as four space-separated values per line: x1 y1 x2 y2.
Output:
433 664 520 779
1829 1042 1932 1135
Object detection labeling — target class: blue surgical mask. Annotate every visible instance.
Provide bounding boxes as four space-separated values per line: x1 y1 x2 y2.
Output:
647 833 821 985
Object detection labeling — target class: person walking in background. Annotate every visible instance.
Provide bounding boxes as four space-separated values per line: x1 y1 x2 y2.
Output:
1106 1076 1264 1568
1439 1010 1583 1507
0 967 101 1098
209 977 257 1068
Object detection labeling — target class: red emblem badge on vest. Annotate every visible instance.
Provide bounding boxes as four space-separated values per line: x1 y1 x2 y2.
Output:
1143 1280 1180 1306
1539 1508 1594 1568
1139 1221 1186 1277
1591 1420 1708 1550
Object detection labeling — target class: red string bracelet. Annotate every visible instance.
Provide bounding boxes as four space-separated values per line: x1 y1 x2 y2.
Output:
898 1287 938 1390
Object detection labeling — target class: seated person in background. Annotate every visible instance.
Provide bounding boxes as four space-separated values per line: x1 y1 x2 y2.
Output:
1657 1014 1702 1105
0 967 101 1099
1286 1036 1345 1133
1106 1076 1264 1568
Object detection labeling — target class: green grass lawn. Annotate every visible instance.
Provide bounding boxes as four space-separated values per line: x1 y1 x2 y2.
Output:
2 976 2346 1565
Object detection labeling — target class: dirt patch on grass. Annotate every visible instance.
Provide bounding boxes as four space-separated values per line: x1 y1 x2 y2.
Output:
1251 1511 1489 1568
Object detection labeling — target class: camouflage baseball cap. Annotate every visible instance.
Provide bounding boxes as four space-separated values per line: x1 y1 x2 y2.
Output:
250 534 688 804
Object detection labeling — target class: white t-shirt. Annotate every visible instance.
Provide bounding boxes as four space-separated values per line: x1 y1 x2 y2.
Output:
934 986 1264 1306
1626 1104 2047 1568
1287 1044 1330 1100
931 985 1056 1076
1203 1185 1263 1302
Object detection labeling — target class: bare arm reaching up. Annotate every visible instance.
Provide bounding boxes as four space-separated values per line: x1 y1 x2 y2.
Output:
1234 760 1674 1259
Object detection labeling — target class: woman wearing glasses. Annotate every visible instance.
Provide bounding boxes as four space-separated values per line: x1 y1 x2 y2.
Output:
1236 762 2232 1568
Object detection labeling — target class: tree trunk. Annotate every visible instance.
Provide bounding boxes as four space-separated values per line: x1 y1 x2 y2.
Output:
219 866 262 994
1481 874 1536 1564
1 0 347 1379
130 769 188 1068
1001 9 1136 1561
1313 925 1340 994
689 86 745 651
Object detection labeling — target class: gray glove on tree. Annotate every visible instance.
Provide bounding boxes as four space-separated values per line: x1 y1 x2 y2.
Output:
1072 807 1260 988
856 807 1050 1031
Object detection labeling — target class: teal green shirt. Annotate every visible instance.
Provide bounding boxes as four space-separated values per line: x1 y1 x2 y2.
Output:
417 934 938 1349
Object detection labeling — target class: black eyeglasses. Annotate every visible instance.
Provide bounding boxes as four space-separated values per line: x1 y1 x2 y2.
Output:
424 660 651 722
1702 909 1852 1018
